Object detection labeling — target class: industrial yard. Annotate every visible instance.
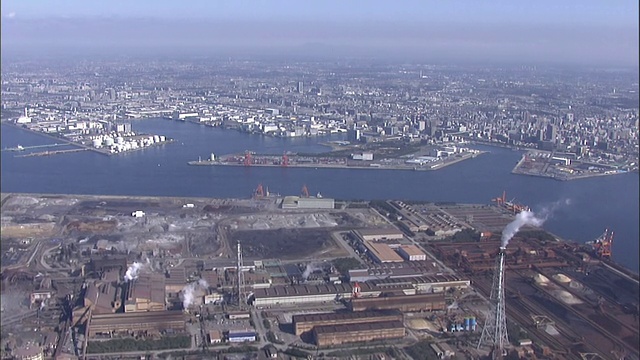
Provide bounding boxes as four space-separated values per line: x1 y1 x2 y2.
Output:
1 193 637 360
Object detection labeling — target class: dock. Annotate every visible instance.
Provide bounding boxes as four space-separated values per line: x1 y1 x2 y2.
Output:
15 148 89 158
2 143 65 152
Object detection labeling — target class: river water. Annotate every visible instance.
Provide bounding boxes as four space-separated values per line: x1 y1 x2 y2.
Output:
1 119 638 271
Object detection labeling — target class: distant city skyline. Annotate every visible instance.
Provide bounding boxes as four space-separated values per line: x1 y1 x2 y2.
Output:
1 0 638 66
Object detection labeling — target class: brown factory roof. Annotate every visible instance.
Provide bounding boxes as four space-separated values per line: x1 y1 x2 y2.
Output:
165 267 186 286
313 320 404 334
85 282 117 313
128 273 165 303
293 310 401 323
398 245 426 257
365 242 404 263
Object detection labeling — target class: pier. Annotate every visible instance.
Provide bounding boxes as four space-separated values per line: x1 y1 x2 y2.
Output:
2 143 65 152
15 148 89 158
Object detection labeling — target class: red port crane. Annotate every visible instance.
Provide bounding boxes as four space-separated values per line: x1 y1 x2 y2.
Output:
282 153 289 167
254 183 264 198
592 229 614 258
301 184 310 198
492 191 507 206
243 151 252 166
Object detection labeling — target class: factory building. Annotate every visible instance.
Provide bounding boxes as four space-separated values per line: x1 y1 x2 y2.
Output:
313 320 405 347
88 256 127 275
84 281 122 314
208 330 222 344
252 283 352 307
363 241 404 263
124 273 165 312
251 281 415 307
397 245 427 261
349 293 446 312
88 310 185 337
227 330 257 343
413 274 471 293
12 346 44 360
293 310 403 336
355 228 404 242
203 289 224 304
165 267 187 298
281 196 335 209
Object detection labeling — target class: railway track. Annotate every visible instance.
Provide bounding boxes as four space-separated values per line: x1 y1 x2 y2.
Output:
532 268 639 357
473 276 586 358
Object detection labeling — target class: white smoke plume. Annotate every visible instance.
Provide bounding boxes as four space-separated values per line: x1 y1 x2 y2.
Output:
501 210 545 249
182 279 209 309
302 263 322 281
537 198 572 220
124 261 147 282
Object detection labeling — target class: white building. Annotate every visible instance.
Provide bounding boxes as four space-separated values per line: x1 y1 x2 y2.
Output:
397 245 427 261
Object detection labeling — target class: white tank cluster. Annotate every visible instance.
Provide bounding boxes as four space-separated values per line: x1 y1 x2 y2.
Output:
89 133 168 152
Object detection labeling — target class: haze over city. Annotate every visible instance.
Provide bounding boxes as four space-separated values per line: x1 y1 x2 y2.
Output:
1 0 639 66
1 1 639 360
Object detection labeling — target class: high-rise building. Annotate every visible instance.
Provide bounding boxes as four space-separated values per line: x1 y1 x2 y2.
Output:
297 81 304 94
546 124 557 142
429 118 439 137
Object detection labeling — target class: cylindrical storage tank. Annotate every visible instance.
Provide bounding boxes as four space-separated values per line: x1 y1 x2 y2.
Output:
92 139 102 147
464 317 470 331
104 137 114 146
153 135 160 143
159 135 166 142
116 136 124 144
470 317 477 331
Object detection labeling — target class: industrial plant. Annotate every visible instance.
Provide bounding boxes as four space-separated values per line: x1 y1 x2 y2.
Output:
0 193 637 359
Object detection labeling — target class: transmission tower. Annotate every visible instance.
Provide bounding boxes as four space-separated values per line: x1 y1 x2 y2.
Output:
478 247 509 356
237 241 246 309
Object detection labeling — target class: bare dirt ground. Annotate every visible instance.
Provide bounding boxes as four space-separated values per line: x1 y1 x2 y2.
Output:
231 228 348 260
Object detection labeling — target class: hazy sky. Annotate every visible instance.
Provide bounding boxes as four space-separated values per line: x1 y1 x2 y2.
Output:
1 0 638 66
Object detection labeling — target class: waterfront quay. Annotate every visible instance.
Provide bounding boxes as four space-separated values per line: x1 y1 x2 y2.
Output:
512 150 629 181
189 143 485 171
2 121 173 157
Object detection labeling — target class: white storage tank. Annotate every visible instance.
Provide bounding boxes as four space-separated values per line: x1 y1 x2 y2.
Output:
92 139 102 147
159 135 166 142
116 136 124 144
104 137 114 146
153 135 160 143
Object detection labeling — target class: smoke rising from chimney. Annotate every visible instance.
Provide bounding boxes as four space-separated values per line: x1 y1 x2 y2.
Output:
124 261 145 282
501 210 545 249
302 263 322 281
182 279 209 309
